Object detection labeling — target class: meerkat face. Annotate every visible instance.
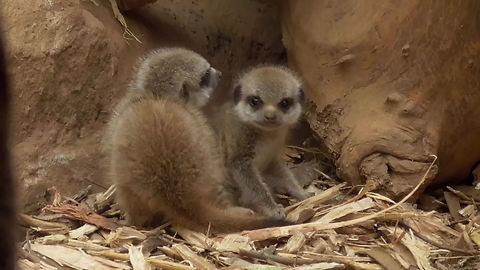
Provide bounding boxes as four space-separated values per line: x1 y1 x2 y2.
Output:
135 48 222 107
233 66 304 131
188 65 222 107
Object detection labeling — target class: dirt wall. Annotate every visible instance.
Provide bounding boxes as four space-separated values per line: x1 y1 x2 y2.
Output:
2 0 284 210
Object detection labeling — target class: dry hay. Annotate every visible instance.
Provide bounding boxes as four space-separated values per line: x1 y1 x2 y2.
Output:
17 153 480 270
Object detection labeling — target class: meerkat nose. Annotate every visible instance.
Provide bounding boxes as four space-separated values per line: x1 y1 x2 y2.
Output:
212 68 222 79
264 110 277 121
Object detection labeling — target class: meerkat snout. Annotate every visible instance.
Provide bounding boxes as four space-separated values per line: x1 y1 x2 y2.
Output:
263 105 277 121
233 66 304 131
176 64 222 108
195 66 221 107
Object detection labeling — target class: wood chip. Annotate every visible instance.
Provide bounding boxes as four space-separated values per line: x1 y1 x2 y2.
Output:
287 184 344 213
384 227 435 270
66 239 110 251
289 262 345 270
91 250 194 270
18 214 70 233
72 185 93 202
222 257 256 268
173 227 216 250
459 204 475 217
30 243 130 270
240 249 310 266
288 208 316 224
402 215 461 240
106 227 146 247
95 185 116 213
45 204 118 230
171 244 217 270
128 245 151 270
217 234 251 252
283 232 306 254
389 243 416 269
470 229 480 247
297 253 381 269
444 191 462 221
69 224 98 239
34 234 67 245
456 230 475 251
315 197 375 224
147 257 195 270
361 247 406 270
17 259 57 270
447 186 477 201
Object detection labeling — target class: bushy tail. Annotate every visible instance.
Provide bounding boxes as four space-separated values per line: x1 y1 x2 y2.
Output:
182 204 293 233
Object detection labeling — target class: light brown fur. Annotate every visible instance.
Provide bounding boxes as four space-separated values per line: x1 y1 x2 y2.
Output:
211 65 310 219
106 48 291 232
103 48 219 153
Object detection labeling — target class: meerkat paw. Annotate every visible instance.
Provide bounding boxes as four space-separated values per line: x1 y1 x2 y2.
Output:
285 184 313 201
259 203 286 219
228 206 255 216
291 189 310 201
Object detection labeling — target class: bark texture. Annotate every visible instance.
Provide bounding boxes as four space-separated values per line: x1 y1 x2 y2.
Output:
282 0 480 199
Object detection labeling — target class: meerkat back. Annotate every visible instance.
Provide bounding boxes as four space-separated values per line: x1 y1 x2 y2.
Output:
111 97 290 232
110 98 220 226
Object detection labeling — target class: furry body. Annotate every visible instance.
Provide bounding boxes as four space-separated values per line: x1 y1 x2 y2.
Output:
106 48 290 232
212 66 310 219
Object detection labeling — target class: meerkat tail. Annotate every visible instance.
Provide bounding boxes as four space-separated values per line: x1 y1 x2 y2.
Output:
175 203 294 233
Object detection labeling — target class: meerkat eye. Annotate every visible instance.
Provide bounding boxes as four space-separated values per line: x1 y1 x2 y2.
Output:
278 98 293 111
200 68 211 87
247 95 263 108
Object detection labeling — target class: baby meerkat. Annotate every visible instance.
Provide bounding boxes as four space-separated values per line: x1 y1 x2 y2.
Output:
103 48 220 152
212 65 310 219
106 48 290 232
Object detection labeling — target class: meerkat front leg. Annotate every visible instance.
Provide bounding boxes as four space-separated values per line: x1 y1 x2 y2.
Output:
214 183 256 216
263 159 309 201
230 160 286 219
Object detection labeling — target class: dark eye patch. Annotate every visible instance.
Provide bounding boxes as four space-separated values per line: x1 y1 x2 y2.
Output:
278 97 294 111
233 85 242 104
246 95 263 109
298 87 305 105
200 68 211 87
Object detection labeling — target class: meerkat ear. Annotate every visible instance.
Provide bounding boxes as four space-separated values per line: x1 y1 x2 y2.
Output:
233 84 242 105
298 87 305 105
180 82 190 102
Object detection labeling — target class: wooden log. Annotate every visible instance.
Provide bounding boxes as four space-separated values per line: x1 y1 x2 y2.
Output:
282 0 480 199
